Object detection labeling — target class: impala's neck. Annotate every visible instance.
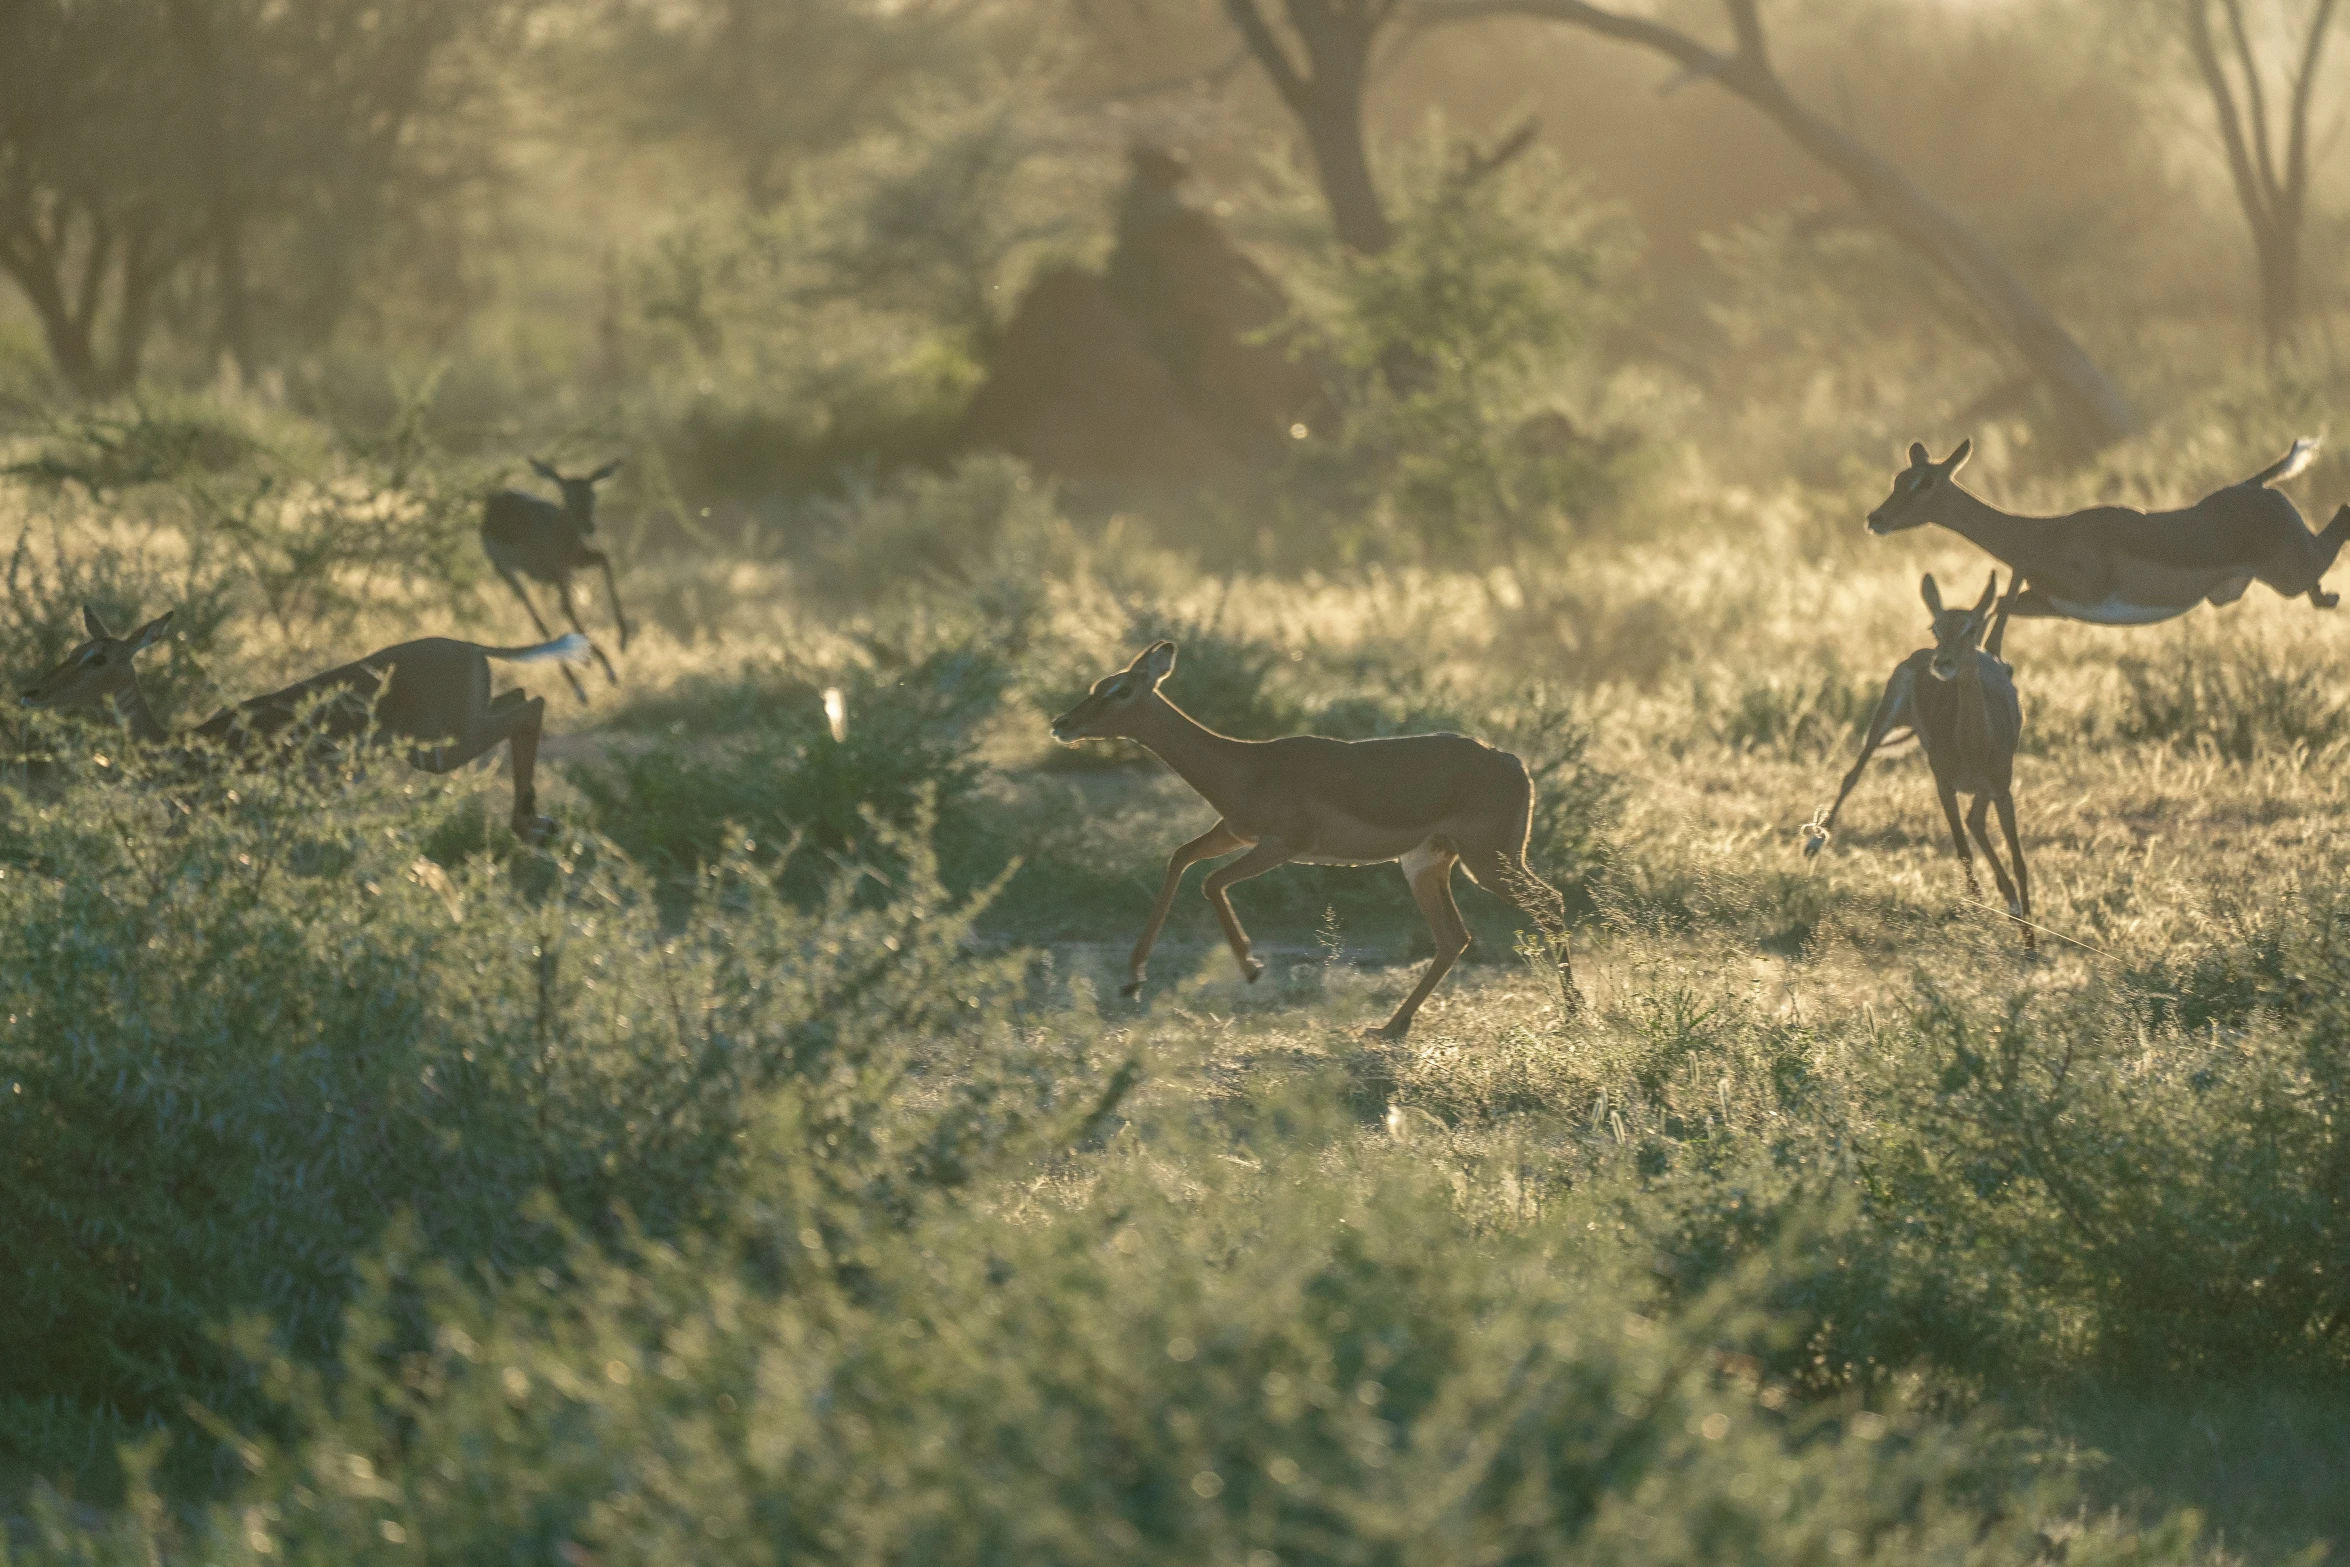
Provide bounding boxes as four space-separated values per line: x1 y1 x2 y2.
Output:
1929 486 2040 560
1124 693 1257 814
105 680 169 745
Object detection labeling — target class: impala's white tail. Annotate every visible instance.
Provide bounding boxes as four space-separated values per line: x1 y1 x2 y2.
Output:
488 633 592 665
2251 438 2320 487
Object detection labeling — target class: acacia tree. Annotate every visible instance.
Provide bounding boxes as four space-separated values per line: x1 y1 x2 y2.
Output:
0 0 510 392
1223 0 1402 253
2181 0 2341 356
578 0 985 213
0 1 206 394
1429 0 2140 453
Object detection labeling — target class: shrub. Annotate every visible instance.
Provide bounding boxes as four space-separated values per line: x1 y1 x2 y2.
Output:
11 1119 2188 1564
0 744 1102 1484
1276 132 1638 564
1873 967 2350 1377
572 644 1008 887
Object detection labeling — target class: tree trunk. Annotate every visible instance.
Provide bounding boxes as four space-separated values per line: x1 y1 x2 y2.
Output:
1301 86 1392 255
1222 0 1398 255
2258 216 2302 357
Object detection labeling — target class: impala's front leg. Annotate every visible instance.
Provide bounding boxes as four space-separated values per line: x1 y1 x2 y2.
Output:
1200 840 1298 985
1123 822 1246 999
1807 671 1910 856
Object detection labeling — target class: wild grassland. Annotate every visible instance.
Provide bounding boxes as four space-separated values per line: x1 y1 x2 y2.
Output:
4 406 2350 1563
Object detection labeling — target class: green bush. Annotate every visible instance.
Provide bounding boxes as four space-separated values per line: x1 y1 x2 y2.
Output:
0 746 1100 1485
1275 132 1639 564
9 1112 2188 1564
1878 966 2350 1377
573 645 1008 886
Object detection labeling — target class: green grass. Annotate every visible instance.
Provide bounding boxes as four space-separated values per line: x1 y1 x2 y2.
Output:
9 383 2350 1561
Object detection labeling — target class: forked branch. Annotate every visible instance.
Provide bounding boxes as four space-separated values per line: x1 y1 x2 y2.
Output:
2182 0 2340 350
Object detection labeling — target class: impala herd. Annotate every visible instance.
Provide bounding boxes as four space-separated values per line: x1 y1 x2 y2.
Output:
16 441 2350 1035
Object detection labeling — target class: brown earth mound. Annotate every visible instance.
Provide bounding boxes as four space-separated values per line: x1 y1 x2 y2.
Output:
959 145 1329 511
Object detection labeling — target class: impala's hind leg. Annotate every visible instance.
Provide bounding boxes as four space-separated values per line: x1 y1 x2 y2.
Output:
1377 841 1468 1040
554 577 621 685
1993 793 2034 952
1461 845 1581 1017
412 690 551 840
1965 795 2023 927
1937 785 1980 897
2310 506 2350 607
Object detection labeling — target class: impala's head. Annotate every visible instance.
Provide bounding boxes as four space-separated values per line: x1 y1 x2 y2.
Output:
530 457 623 531
1050 641 1175 743
20 606 173 713
1922 571 1999 682
1868 439 1972 534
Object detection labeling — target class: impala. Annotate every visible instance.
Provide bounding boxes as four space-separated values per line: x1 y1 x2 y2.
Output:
481 457 631 701
1805 572 2032 949
1869 438 2350 623
1050 641 1578 1037
18 607 589 840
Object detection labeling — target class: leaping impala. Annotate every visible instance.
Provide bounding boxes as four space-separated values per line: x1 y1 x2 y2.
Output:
1869 438 2350 624
1805 571 2034 950
481 457 631 703
1050 641 1579 1038
18 607 590 840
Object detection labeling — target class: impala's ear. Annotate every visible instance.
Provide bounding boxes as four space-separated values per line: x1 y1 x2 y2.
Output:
1944 438 1973 474
1972 573 1999 616
587 459 623 483
1920 574 1944 615
82 604 115 640
529 457 561 483
1135 640 1177 685
1908 441 1931 468
126 612 174 653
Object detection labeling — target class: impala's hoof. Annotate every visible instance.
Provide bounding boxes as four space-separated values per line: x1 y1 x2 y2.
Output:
1367 1020 1411 1042
514 814 556 844
1802 829 1827 858
1241 959 1265 984
1119 980 1144 1001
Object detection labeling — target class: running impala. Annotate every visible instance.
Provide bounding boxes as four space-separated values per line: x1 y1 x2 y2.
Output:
1050 641 1578 1038
1869 437 2350 624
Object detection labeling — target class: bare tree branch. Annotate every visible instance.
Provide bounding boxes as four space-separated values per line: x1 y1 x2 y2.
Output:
1421 0 2139 450
2284 0 2341 208
1221 0 1312 110
2222 0 2283 201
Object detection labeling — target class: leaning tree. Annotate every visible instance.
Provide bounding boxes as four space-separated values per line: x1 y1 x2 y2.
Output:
1425 0 2141 453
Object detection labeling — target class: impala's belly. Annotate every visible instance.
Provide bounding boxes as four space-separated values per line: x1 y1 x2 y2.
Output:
2044 593 2199 625
1289 812 1457 867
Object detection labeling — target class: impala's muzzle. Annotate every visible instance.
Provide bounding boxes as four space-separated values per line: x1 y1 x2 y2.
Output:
1049 698 1102 745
